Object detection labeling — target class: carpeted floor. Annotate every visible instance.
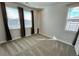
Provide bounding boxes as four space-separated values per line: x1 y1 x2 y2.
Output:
0 34 76 56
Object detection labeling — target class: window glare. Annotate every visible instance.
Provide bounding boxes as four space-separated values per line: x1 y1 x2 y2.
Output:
24 10 32 28
24 11 31 20
6 7 19 19
67 7 79 19
6 7 20 29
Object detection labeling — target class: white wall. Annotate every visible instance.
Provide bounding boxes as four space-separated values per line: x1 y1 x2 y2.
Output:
40 4 76 44
0 4 7 43
0 2 77 46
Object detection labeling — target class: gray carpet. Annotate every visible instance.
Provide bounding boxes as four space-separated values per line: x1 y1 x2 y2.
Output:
0 34 76 56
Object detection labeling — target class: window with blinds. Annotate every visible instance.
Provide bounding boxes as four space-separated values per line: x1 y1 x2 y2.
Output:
6 7 20 29
23 10 32 28
65 7 79 32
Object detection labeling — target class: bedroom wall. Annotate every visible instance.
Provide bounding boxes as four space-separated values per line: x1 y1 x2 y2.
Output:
40 4 76 44
0 4 7 43
0 2 40 43
0 2 77 46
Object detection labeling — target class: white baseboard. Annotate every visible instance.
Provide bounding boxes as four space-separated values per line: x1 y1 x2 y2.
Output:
40 33 72 46
25 34 31 37
39 33 52 39
74 46 79 56
0 41 6 44
56 39 72 46
12 36 21 40
52 36 72 46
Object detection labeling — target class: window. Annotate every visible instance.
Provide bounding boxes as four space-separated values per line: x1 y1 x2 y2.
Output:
65 7 79 32
24 10 32 28
6 7 20 29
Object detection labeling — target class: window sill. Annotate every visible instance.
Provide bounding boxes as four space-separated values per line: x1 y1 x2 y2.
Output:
65 30 77 33
9 27 32 30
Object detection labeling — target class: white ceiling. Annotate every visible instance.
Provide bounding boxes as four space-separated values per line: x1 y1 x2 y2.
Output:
19 2 72 9
26 2 58 7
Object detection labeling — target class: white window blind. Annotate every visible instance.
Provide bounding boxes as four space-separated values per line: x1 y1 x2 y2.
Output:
65 7 79 32
6 7 20 29
24 10 32 28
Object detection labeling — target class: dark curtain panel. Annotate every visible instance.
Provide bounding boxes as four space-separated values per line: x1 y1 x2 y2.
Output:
0 2 12 41
72 28 79 46
18 7 25 37
31 10 35 34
